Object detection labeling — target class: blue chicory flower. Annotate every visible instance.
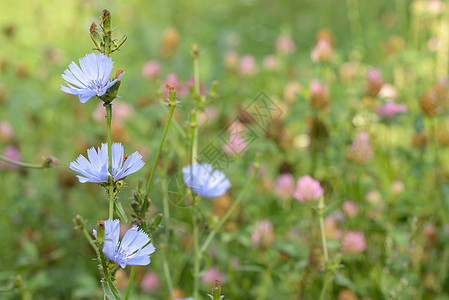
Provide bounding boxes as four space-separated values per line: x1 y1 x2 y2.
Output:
182 163 231 198
94 219 155 268
70 143 144 183
61 53 124 103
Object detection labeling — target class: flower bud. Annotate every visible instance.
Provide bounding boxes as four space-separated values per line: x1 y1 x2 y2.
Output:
96 220 105 246
75 215 85 229
43 156 59 168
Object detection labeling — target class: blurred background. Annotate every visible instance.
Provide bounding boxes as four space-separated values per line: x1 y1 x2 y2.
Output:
1 0 449 299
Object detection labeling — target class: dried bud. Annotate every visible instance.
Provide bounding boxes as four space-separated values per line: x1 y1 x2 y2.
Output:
101 10 111 34
43 156 59 168
89 22 97 34
114 69 124 80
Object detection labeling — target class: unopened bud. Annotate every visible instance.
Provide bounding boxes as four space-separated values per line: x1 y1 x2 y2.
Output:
137 179 144 194
75 215 85 229
96 220 105 245
192 43 200 59
150 213 163 230
212 280 221 300
43 156 59 168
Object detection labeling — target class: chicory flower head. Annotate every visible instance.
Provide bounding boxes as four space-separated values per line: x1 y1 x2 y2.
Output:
61 53 124 103
182 163 231 198
70 143 144 183
94 219 155 268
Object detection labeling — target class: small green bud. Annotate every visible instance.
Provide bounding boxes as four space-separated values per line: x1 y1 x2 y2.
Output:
167 85 177 107
133 192 142 203
75 215 85 229
149 214 163 232
114 178 125 192
96 220 105 249
137 179 144 194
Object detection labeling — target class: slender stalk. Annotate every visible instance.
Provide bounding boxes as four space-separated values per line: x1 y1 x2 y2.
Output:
200 168 258 254
142 104 176 216
161 171 175 299
317 196 329 262
162 254 176 300
189 110 201 299
124 265 136 300
0 155 45 169
192 203 200 299
77 220 110 281
192 43 200 161
318 271 332 300
106 104 114 220
80 225 100 257
317 196 330 299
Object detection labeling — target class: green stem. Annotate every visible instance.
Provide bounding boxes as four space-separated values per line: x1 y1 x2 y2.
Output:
318 196 329 262
80 226 100 257
78 223 110 282
106 104 114 220
318 271 332 300
0 155 45 169
317 196 330 299
161 172 175 299
192 203 200 299
142 104 176 216
162 254 176 300
200 169 258 254
124 265 136 300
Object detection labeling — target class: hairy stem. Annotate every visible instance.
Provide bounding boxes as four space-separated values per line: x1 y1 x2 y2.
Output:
0 155 46 169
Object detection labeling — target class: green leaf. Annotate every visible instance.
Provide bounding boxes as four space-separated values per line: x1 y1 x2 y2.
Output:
101 279 122 300
114 201 128 223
